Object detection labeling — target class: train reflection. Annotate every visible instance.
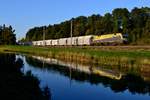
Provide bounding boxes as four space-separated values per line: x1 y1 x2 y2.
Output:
31 56 122 80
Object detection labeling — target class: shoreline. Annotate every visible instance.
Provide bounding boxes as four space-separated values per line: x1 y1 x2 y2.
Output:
0 45 150 66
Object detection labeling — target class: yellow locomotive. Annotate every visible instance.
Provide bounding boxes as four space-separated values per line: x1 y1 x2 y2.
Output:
93 33 125 45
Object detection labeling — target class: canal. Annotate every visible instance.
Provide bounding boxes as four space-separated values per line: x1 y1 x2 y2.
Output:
1 53 150 100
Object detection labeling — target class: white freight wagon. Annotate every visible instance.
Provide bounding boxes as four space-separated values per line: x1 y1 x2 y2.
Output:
52 40 59 46
45 40 52 46
59 38 67 46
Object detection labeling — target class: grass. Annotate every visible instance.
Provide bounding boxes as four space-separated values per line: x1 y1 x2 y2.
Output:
0 45 150 58
0 45 150 67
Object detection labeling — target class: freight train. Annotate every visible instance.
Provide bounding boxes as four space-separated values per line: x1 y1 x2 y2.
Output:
32 33 127 46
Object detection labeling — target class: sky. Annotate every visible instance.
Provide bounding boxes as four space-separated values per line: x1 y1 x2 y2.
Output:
0 0 150 40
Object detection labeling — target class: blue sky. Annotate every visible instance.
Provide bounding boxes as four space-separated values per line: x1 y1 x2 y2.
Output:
0 0 150 40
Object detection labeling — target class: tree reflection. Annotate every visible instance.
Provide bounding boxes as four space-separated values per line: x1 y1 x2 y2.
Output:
26 56 150 95
0 53 51 100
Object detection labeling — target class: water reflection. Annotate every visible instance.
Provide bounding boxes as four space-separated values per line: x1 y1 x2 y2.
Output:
0 53 50 100
26 56 150 95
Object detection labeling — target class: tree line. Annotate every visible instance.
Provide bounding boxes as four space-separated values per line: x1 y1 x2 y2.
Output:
25 7 150 45
0 24 16 45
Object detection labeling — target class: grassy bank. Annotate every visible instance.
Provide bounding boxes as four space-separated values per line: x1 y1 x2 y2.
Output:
0 45 150 57
0 45 150 67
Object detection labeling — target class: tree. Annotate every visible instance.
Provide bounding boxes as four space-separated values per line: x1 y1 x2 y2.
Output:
112 8 130 33
101 13 113 34
0 25 16 45
73 16 87 36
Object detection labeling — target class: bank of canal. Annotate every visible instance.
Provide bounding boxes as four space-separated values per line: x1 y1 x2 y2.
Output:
1 45 150 70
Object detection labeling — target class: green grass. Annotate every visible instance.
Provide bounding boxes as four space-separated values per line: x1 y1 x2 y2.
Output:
0 45 150 58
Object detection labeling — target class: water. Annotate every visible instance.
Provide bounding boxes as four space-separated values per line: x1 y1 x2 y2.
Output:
1 53 150 100
21 55 150 100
